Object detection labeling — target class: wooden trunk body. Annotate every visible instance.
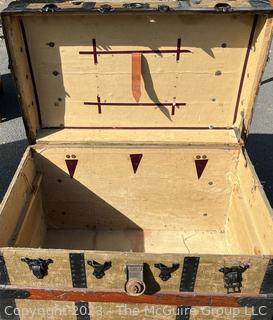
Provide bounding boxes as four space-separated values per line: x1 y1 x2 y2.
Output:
1 2 273 319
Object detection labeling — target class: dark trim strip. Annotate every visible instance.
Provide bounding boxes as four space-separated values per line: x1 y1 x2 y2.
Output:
43 126 232 130
79 49 191 55
0 257 10 285
172 99 176 115
176 38 182 61
3 6 273 14
251 259 273 320
176 257 200 320
19 18 42 128
92 38 98 64
2 285 273 307
260 259 273 294
69 253 91 320
233 14 258 124
172 104 176 116
97 95 102 114
0 256 20 320
84 101 186 107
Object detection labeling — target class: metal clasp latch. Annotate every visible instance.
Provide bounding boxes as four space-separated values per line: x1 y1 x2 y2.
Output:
219 264 249 293
125 264 146 296
154 263 180 281
21 257 53 279
87 260 112 279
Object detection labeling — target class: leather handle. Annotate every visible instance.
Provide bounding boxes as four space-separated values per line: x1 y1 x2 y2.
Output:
132 52 142 103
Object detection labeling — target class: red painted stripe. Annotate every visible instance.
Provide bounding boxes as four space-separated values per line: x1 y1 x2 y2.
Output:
1 284 266 307
176 38 182 61
84 102 186 107
79 49 191 55
92 38 98 64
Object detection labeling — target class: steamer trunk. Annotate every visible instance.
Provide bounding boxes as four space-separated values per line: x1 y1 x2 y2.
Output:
1 1 273 319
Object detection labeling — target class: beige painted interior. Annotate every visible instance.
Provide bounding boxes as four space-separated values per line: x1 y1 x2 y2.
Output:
0 145 272 255
17 13 270 133
3 13 271 146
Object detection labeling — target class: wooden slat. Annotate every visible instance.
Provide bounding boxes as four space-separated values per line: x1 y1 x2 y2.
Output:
2 15 40 142
235 150 273 253
237 16 273 133
0 148 36 246
9 174 45 247
36 128 238 145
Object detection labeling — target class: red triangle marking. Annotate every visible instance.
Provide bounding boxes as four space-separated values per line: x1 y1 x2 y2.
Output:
130 154 143 174
195 159 208 179
65 159 78 178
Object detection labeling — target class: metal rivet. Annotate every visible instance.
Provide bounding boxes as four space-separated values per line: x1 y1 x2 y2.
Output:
215 70 222 76
47 42 55 47
202 155 207 159
221 43 227 48
196 155 201 159
203 213 208 216
52 70 59 76
66 155 71 158
208 181 213 185
71 155 76 159
57 179 62 183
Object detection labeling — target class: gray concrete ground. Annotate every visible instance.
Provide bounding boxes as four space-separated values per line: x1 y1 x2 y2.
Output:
0 4 273 203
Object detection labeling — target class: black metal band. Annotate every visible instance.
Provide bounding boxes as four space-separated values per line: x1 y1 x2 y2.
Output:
0 255 20 320
3 1 273 14
250 259 273 320
176 257 200 320
69 253 91 320
260 259 273 294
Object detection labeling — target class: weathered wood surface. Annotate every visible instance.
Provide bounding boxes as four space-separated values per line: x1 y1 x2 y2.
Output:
2 15 40 142
0 148 37 246
0 248 271 318
0 248 268 294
